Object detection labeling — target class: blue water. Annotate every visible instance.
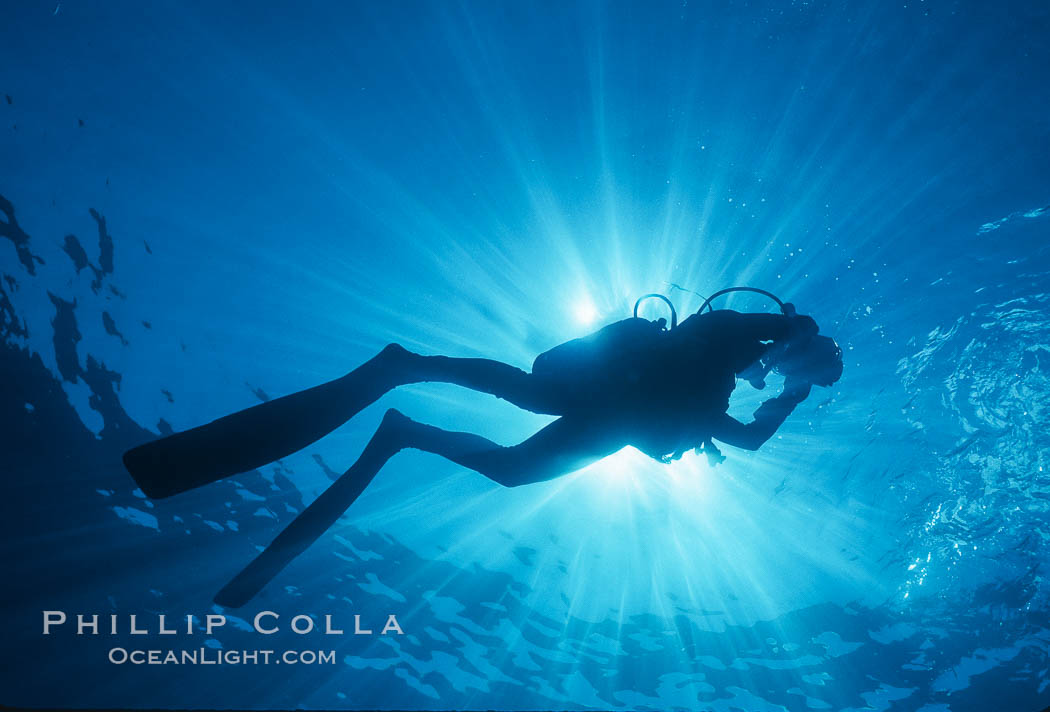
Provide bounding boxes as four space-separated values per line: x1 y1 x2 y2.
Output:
2 1 1049 710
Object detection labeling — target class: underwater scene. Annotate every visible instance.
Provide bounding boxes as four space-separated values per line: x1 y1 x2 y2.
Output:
2 1 1049 710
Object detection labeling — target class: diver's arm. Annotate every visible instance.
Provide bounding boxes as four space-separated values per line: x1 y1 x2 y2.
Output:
677 309 817 348
731 312 793 342
709 381 811 451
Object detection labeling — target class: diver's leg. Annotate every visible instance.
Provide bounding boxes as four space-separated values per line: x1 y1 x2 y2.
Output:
394 349 564 415
215 408 625 606
124 344 408 498
125 343 555 498
388 409 625 487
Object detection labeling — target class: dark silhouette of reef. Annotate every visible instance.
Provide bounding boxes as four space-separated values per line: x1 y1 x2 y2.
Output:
102 310 128 345
46 292 82 382
0 193 45 274
0 193 317 707
61 234 90 273
58 207 118 293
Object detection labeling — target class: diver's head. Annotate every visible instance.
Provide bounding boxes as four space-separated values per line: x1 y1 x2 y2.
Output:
775 334 843 387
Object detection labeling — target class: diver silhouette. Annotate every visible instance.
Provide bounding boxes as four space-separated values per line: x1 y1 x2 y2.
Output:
123 288 843 606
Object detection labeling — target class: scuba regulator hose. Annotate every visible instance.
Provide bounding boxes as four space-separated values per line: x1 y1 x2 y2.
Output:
633 285 792 332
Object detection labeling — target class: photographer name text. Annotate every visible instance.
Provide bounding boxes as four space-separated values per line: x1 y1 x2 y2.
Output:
42 610 404 636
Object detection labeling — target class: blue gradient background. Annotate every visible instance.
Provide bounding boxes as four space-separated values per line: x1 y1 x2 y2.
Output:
2 1 1049 710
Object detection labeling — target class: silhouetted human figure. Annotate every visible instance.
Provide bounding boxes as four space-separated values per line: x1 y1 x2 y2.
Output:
123 305 843 606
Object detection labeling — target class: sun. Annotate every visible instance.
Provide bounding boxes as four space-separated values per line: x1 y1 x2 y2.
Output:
573 299 599 326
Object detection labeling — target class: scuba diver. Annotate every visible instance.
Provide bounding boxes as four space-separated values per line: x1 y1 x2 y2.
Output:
123 287 843 607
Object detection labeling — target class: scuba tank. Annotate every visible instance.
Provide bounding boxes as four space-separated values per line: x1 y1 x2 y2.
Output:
531 285 793 395
531 317 669 389
532 286 792 385
531 294 678 386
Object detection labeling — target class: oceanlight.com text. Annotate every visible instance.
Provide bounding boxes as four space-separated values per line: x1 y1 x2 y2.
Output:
107 647 337 665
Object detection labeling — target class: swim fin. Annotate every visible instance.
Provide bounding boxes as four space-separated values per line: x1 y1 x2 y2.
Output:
123 361 392 498
213 437 390 607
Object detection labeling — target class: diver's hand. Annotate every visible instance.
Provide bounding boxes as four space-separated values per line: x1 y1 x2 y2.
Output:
657 449 687 464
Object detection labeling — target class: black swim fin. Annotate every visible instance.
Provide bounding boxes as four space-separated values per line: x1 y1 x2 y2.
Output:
123 364 391 498
213 440 389 607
